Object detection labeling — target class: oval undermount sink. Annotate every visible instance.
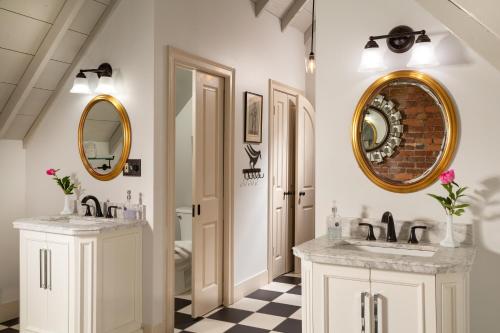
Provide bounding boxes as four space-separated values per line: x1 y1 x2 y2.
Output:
341 244 436 257
40 216 108 224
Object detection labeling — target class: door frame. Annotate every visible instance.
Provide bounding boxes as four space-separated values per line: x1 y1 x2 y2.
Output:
166 47 235 330
267 80 304 283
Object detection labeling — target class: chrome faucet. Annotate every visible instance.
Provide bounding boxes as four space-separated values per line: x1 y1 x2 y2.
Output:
81 195 104 217
381 211 397 242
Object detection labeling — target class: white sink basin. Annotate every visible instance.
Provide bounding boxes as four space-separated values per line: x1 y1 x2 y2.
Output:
341 244 436 257
40 216 109 224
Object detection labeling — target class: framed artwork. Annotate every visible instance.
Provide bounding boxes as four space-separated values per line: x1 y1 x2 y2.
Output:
244 92 263 143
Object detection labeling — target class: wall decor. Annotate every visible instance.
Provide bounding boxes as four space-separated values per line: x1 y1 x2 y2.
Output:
244 92 263 143
352 70 457 193
242 144 264 180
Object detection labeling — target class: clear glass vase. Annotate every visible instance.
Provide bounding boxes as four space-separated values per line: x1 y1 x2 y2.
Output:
440 214 459 248
60 194 73 215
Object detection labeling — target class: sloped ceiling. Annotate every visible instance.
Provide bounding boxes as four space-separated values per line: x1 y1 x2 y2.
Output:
416 0 500 71
251 0 314 41
0 0 115 140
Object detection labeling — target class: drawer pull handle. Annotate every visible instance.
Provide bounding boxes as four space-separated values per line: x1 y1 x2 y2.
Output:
361 292 369 333
374 293 381 333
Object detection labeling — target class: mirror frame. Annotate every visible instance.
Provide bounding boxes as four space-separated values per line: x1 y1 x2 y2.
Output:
352 70 458 193
78 95 131 181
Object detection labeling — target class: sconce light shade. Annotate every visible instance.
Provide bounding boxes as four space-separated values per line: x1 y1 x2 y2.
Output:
359 46 386 72
95 76 115 94
305 52 316 74
407 35 438 67
70 73 91 94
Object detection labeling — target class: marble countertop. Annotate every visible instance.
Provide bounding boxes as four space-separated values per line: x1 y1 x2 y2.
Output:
293 236 476 275
13 215 147 236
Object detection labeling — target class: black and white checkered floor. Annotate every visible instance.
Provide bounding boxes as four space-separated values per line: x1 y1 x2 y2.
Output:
0 318 19 332
175 273 302 332
1 274 301 333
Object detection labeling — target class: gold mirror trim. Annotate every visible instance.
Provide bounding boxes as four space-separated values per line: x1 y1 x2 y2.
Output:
78 95 131 181
352 70 458 193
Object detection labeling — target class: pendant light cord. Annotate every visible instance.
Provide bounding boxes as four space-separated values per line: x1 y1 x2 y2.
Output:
310 0 315 53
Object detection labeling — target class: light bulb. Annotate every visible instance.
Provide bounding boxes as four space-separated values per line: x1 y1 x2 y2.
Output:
358 47 386 72
95 76 115 94
305 52 316 74
407 42 439 67
70 75 91 94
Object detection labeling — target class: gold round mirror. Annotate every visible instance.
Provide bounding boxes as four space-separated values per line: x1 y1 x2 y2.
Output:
352 71 457 193
78 95 131 181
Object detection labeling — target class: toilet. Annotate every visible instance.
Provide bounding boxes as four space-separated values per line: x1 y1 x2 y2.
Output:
175 207 192 295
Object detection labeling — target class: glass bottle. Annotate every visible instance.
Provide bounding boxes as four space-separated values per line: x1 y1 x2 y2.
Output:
327 201 342 240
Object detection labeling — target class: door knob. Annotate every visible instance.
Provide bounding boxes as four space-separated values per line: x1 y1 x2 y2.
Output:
299 191 306 196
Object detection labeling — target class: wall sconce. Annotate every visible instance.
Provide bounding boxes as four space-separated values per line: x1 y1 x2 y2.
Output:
359 25 438 72
70 63 115 94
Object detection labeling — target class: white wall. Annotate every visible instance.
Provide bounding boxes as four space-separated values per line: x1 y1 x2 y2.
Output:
154 0 305 288
315 0 500 331
0 140 25 310
22 0 157 328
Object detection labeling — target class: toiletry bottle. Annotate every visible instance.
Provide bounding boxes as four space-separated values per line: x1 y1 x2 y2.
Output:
138 192 146 220
327 201 342 240
124 190 138 220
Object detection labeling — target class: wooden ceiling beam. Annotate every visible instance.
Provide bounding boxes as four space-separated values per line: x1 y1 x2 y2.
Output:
254 0 270 17
281 0 308 32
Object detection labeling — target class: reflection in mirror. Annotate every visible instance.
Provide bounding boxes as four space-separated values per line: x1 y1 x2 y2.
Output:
353 71 457 192
79 95 130 181
83 100 123 174
364 81 445 183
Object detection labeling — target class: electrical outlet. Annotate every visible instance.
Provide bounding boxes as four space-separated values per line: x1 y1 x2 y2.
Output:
123 159 141 177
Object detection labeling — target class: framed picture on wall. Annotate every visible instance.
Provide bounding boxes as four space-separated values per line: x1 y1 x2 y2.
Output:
244 92 263 143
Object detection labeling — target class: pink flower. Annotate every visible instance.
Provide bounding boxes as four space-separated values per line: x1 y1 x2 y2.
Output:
46 168 58 176
439 169 455 184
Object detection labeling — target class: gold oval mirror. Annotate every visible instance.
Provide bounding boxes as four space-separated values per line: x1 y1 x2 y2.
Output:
78 95 131 181
352 71 457 193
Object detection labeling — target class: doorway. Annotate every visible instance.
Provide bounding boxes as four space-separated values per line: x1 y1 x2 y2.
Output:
268 80 315 280
166 47 235 331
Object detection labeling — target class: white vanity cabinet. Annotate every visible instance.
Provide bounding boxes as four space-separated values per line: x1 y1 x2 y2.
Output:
303 262 469 333
18 224 143 333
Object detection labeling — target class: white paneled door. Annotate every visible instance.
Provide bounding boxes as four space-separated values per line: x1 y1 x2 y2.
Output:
294 95 315 271
270 87 315 278
271 90 291 278
192 71 224 317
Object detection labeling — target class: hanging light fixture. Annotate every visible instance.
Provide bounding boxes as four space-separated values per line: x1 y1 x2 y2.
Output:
407 32 439 67
70 72 91 94
359 26 438 72
305 0 316 74
70 63 115 94
358 39 386 72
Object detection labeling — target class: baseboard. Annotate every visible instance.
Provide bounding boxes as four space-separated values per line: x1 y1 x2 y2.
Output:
234 269 268 302
0 300 19 323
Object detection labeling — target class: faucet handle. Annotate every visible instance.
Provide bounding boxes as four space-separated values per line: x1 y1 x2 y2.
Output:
359 223 376 241
81 203 92 217
408 226 427 244
106 206 121 218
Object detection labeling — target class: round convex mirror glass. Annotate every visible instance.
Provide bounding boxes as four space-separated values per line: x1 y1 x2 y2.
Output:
79 95 131 181
352 71 457 193
362 108 389 151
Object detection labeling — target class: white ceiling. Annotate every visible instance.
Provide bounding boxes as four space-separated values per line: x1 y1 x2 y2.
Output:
251 0 314 34
0 0 113 140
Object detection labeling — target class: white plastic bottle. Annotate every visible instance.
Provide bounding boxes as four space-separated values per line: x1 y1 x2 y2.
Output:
326 201 342 240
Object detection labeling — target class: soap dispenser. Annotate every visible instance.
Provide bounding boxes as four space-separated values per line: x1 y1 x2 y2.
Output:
326 201 342 240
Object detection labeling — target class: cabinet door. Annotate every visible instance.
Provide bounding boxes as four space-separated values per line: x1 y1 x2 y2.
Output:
371 269 436 333
21 232 48 332
45 234 71 333
313 263 371 333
